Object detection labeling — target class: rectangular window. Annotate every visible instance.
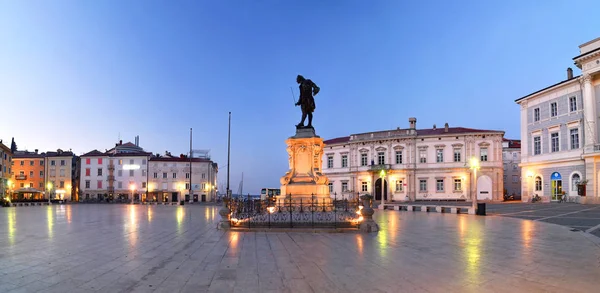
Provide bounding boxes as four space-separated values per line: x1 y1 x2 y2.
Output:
535 178 542 191
185 183 190 190
142 170 146 176
142 159 147 165
361 181 368 192
328 182 333 193
85 180 90 189
201 183 206 190
118 159 123 165
97 181 102 189
327 156 333 168
436 179 444 192
40 160 44 166
173 173 177 179
480 148 488 162
142 182 147 188
60 160 65 166
86 158 90 165
60 169 65 177
97 168 102 176
20 160 24 166
202 173 206 179
60 181 64 188
512 153 517 159
85 168 90 176
396 180 403 192
98 158 103 164
341 155 348 168
436 149 443 163
341 182 348 192
130 170 134 177
361 153 368 166
453 149 461 162
512 175 519 183
569 96 577 112
39 182 43 188
29 182 33 188
185 173 190 179
163 172 167 179
50 170 55 177
512 164 517 170
395 151 403 164
570 129 579 149
117 170 122 177
534 108 540 121
377 152 385 165
419 150 427 163
51 160 55 166
551 132 559 152
153 172 158 179
29 171 34 178
550 102 557 117
419 179 427 192
40 171 44 177
454 179 462 191
118 181 122 188
533 136 541 155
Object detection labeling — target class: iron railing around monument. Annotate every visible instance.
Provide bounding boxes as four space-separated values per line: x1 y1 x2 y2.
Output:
227 197 362 229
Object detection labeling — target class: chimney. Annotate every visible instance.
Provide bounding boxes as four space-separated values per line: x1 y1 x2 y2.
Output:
444 123 449 133
409 117 417 129
567 67 573 80
35 149 38 154
119 140 122 145
433 124 437 130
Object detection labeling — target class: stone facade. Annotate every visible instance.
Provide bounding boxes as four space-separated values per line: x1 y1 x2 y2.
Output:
45 150 76 201
0 142 12 199
322 118 505 202
516 36 600 203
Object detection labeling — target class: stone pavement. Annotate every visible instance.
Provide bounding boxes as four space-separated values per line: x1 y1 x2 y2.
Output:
1 204 599 292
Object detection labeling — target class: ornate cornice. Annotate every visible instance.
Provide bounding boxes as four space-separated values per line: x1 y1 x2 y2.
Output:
478 142 490 147
375 146 387 152
393 145 405 151
359 148 369 153
451 143 463 148
418 145 429 150
434 144 446 149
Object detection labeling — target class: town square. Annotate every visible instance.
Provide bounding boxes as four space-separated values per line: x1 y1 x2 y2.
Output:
2 1 600 292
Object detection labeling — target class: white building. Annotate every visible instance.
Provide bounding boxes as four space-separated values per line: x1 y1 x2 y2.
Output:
516 37 600 203
322 117 505 202
148 153 218 203
79 150 109 201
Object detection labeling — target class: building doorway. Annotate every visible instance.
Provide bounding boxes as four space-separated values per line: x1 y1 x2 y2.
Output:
171 192 178 202
477 175 493 200
375 178 388 201
201 194 206 202
551 172 562 201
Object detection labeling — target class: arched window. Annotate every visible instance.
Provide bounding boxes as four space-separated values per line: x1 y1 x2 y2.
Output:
535 176 542 191
572 174 581 191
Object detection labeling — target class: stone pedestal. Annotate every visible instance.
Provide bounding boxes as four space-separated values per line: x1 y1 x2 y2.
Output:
279 127 330 202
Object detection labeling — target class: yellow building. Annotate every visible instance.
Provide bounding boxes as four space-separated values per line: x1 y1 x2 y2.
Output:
45 149 76 201
0 141 12 198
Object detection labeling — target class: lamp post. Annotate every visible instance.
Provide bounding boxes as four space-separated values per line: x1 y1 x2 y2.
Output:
469 157 480 214
130 184 135 204
47 182 53 205
379 169 386 210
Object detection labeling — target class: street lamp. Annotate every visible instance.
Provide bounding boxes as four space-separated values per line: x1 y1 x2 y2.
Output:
47 182 53 205
379 169 386 210
469 156 480 214
130 184 135 204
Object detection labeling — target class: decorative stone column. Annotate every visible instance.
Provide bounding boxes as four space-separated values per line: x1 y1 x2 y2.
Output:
359 194 379 233
583 74 597 149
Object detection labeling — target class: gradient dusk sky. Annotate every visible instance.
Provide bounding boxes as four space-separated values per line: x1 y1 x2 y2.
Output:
1 1 600 194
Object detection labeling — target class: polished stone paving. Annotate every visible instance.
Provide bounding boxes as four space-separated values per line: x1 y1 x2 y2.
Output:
1 204 599 292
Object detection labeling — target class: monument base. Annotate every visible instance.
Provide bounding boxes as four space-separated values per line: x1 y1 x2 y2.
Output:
280 127 331 200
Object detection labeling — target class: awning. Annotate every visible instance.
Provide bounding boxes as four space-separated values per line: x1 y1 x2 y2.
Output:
13 187 44 193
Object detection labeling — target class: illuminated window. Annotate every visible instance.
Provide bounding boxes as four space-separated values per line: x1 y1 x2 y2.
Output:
361 181 368 192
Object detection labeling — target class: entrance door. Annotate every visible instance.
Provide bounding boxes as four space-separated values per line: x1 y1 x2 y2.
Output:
477 175 493 200
172 192 178 202
551 172 562 201
201 194 206 202
375 178 388 201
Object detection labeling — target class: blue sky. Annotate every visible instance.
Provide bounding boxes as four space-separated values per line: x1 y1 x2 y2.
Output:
1 1 600 194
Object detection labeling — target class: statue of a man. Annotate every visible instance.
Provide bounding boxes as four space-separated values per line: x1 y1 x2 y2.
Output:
295 75 320 128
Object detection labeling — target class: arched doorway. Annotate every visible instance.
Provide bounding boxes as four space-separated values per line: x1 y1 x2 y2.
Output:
375 178 388 201
551 172 562 201
477 175 492 200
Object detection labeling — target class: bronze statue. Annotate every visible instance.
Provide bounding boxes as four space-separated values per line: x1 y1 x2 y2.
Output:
295 75 320 128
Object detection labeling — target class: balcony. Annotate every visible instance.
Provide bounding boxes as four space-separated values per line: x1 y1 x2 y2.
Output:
107 175 115 181
15 174 27 180
369 164 391 171
107 187 115 193
108 164 115 171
